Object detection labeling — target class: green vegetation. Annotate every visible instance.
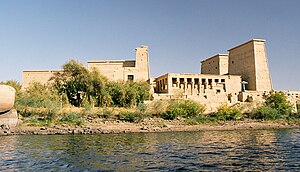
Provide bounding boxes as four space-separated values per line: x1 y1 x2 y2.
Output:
1 60 300 127
160 100 206 120
250 106 280 120
296 103 300 116
185 115 215 125
59 112 85 125
211 104 242 121
250 92 293 120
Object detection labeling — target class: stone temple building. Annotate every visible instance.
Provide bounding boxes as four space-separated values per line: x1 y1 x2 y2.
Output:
87 45 150 82
153 39 289 111
22 45 150 88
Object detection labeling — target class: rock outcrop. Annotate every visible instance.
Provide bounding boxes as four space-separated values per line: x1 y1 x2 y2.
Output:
0 85 18 127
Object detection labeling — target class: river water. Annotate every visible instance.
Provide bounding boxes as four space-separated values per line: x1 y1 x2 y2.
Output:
0 129 300 171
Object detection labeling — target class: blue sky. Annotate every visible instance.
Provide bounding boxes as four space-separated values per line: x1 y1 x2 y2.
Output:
0 0 299 90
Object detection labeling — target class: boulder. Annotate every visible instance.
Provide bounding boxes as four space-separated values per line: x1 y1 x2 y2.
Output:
0 85 18 127
0 85 16 113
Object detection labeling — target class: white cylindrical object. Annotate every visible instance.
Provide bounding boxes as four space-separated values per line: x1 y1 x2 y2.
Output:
0 85 16 113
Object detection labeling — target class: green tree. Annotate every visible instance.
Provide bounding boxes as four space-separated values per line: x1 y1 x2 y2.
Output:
87 69 108 107
51 60 90 107
106 82 125 107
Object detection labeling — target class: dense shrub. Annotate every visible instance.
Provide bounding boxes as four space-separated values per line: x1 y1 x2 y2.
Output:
212 104 242 121
250 92 293 120
161 100 205 120
107 81 150 108
250 106 280 120
15 82 61 121
265 92 292 116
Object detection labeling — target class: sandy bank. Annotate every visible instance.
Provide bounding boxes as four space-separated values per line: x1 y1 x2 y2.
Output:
0 120 299 136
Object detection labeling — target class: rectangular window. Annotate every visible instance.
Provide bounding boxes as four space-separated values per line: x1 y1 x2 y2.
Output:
172 78 177 84
127 75 134 81
221 79 225 82
215 79 219 83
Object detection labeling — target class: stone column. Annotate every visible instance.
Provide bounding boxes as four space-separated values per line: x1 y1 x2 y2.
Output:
191 82 194 95
184 78 187 94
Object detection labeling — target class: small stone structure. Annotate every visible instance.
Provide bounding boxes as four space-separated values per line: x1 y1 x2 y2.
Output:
0 85 18 127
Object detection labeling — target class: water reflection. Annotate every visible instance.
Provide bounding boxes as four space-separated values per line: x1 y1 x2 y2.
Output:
0 129 300 171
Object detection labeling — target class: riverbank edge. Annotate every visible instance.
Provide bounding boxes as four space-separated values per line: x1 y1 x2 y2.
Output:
1 121 299 136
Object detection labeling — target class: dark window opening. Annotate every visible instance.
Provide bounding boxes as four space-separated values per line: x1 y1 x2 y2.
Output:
232 61 234 64
127 75 134 81
194 78 199 84
172 78 177 85
187 78 192 84
180 78 184 83
215 79 219 83
208 79 212 85
216 89 221 94
202 78 206 85
221 79 225 82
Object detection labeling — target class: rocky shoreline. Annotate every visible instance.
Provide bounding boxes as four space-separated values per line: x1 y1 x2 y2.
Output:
1 120 299 136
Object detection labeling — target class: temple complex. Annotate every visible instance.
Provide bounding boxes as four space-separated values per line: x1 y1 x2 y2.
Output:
21 39 299 111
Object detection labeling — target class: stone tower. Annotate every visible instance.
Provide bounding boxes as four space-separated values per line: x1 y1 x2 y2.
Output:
135 45 150 81
228 39 272 91
201 54 229 75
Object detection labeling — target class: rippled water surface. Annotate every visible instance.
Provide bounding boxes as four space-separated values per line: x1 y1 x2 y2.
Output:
1 129 300 171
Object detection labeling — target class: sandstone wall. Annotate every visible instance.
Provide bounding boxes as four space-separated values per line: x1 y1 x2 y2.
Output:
22 70 61 89
87 45 150 82
228 39 272 91
201 54 228 75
